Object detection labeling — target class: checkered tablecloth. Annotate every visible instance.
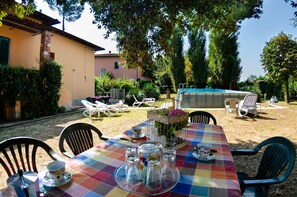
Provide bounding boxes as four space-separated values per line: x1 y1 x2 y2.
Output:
44 122 241 197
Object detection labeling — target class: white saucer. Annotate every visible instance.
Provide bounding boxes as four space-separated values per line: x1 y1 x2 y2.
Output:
42 171 72 187
130 132 145 139
192 151 215 161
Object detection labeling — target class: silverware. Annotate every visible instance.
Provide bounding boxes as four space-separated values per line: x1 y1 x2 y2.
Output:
120 138 137 143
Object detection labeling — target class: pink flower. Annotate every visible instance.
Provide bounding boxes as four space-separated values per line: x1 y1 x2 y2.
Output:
168 109 187 118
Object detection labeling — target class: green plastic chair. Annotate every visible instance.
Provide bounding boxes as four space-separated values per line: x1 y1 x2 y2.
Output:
231 136 296 197
189 111 217 125
59 123 109 158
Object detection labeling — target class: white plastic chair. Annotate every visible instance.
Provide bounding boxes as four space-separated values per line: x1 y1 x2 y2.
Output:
224 98 240 117
132 95 155 107
113 100 129 112
81 100 117 118
238 94 258 117
95 100 128 113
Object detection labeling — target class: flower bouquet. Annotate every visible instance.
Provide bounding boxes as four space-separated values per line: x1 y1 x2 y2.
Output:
147 108 189 148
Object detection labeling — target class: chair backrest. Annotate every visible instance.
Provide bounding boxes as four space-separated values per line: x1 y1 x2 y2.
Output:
255 137 296 187
0 137 62 177
59 123 107 158
133 95 139 102
95 100 107 107
225 98 240 109
189 111 217 125
242 94 258 107
81 100 96 111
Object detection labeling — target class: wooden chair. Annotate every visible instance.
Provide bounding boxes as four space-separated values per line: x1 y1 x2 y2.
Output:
0 137 64 177
189 111 217 125
59 123 109 158
232 136 296 197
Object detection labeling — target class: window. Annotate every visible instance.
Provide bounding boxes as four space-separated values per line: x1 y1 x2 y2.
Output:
100 68 106 75
114 62 119 69
0 36 10 65
50 52 55 61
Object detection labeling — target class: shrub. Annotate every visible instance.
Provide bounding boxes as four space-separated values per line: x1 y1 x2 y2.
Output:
142 82 160 99
94 74 113 95
125 88 142 106
138 79 152 89
0 60 62 120
95 76 138 98
58 106 67 113
40 61 62 116
113 78 137 92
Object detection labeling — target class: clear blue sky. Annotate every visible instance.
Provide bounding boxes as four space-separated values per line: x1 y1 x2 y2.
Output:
36 0 297 81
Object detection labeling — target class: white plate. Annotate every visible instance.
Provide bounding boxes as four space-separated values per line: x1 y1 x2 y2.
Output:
130 132 145 139
192 151 215 161
42 171 72 187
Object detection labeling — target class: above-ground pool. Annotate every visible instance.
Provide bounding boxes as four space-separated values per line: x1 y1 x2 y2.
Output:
177 88 250 108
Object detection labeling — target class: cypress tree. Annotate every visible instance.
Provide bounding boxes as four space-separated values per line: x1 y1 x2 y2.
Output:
170 32 186 91
188 28 208 88
208 31 242 89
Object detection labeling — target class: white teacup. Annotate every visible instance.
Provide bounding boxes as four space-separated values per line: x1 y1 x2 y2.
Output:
46 161 66 183
196 143 212 159
132 126 142 137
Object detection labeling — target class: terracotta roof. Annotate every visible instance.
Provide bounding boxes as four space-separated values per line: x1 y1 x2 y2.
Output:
95 53 120 58
3 11 104 51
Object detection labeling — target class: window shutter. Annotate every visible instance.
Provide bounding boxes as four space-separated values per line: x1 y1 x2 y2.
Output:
114 62 119 69
0 37 10 65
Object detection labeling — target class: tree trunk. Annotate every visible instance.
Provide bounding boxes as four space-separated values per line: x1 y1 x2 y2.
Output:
62 13 65 31
285 77 290 103
166 88 170 99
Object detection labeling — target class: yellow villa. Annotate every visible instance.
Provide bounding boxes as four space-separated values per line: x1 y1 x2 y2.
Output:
0 11 104 111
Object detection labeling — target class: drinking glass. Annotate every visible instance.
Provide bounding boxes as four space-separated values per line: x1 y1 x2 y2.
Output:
125 146 137 165
146 160 161 190
162 147 176 182
126 157 141 184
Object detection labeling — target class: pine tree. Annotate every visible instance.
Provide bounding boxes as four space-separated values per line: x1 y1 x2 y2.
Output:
46 0 84 31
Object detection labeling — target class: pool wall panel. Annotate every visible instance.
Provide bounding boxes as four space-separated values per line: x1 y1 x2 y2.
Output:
180 92 247 108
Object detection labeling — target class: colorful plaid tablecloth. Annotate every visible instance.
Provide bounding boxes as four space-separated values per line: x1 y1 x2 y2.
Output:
44 122 241 197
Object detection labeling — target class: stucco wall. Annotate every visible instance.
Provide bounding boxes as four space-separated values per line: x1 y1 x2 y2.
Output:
0 25 40 69
1 25 96 109
95 56 146 80
51 33 95 108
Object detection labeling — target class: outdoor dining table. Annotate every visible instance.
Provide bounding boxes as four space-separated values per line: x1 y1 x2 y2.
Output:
42 122 241 197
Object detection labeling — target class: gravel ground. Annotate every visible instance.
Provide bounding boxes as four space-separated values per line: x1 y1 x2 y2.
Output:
0 103 296 196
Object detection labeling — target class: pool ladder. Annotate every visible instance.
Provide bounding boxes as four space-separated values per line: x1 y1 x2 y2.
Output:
176 83 188 109
179 83 188 89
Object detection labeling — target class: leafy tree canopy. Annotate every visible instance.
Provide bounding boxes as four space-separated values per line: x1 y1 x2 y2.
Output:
261 32 297 102
261 32 297 81
89 0 263 68
0 0 35 26
1 0 263 69
285 0 297 26
45 0 84 31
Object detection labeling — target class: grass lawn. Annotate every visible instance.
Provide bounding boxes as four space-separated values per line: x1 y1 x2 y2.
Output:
0 100 296 196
